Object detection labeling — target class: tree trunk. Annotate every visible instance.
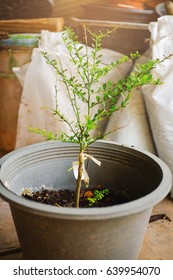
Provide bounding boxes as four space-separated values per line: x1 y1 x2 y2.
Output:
75 149 84 207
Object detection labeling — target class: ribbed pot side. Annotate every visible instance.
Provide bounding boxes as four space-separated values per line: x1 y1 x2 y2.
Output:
0 140 172 259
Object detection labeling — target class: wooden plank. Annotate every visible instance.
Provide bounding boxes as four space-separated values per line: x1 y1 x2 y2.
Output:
0 18 64 34
0 251 23 260
0 197 22 259
70 18 150 55
52 0 103 18
0 198 21 256
71 17 149 30
139 197 173 260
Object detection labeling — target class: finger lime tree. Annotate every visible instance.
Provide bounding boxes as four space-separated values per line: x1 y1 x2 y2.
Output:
30 26 169 208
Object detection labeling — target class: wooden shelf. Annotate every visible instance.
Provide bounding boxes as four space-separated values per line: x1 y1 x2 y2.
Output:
0 18 64 34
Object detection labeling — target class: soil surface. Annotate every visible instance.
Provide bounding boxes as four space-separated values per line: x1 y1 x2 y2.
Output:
22 185 131 208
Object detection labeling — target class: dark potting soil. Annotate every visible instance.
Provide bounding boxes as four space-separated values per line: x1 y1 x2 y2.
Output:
22 185 131 208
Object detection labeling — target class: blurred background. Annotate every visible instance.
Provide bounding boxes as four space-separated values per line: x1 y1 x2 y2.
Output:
0 0 166 21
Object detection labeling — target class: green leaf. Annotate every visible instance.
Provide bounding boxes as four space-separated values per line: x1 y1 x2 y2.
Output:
102 83 107 90
96 96 101 102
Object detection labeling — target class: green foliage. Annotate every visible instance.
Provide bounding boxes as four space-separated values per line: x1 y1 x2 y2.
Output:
87 188 110 207
39 27 164 151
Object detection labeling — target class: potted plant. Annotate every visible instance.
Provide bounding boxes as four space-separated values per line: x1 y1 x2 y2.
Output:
0 27 172 260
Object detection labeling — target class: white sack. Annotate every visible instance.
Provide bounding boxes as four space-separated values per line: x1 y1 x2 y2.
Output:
142 16 173 197
13 64 29 87
15 30 133 148
104 49 156 154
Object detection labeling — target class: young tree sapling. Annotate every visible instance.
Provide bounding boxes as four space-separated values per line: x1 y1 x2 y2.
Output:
30 26 170 207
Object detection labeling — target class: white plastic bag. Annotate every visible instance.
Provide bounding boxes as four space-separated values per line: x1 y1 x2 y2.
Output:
15 30 133 148
104 49 156 154
142 16 173 197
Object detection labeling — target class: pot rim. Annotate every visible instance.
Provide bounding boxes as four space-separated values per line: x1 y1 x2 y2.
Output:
0 140 172 220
